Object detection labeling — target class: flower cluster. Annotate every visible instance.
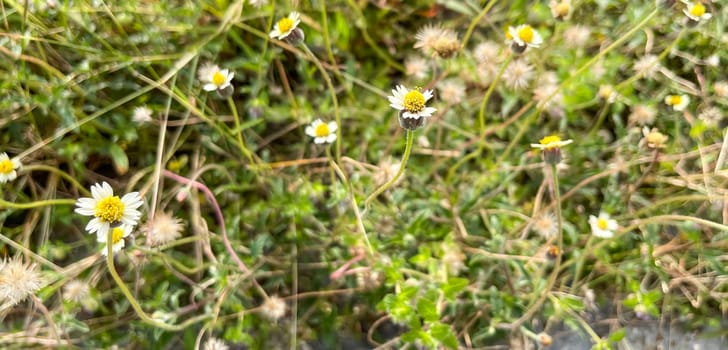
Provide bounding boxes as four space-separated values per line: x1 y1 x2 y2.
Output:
75 182 143 255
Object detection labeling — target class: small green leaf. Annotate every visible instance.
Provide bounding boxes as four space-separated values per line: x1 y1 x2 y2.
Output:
416 297 439 322
430 322 458 349
608 328 626 342
442 277 469 300
108 143 129 175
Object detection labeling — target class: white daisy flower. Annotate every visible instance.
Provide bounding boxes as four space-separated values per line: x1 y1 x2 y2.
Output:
682 1 711 22
202 68 234 92
0 152 22 184
98 224 133 256
269 12 301 40
74 182 143 236
507 24 543 48
588 212 618 239
530 135 573 150
305 119 337 144
388 85 437 120
664 94 690 111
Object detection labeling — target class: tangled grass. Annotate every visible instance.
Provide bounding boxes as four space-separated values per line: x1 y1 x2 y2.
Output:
0 0 727 349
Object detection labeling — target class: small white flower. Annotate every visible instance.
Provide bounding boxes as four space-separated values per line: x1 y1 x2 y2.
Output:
404 56 430 80
0 256 42 306
563 25 591 49
269 12 301 40
388 85 437 120
437 79 466 105
203 337 229 350
142 212 184 247
507 24 543 48
473 41 503 64
132 106 153 123
202 68 234 92
98 224 133 256
502 59 535 90
532 212 558 239
198 63 219 83
0 152 22 184
589 212 618 238
682 1 711 22
63 279 90 303
664 94 690 111
261 296 287 321
633 54 661 79
74 182 144 237
305 119 337 144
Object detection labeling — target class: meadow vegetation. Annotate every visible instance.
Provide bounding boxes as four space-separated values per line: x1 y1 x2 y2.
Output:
0 0 727 349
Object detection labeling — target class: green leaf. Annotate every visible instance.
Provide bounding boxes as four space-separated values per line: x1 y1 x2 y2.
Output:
430 322 458 349
442 277 469 300
608 328 626 342
108 143 129 175
416 297 439 322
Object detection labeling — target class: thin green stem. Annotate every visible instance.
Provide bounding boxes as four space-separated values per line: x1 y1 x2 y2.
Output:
302 44 342 165
0 197 76 209
364 130 414 212
461 0 499 50
479 55 513 136
328 159 373 256
227 96 256 166
511 164 563 330
105 232 210 331
17 164 90 196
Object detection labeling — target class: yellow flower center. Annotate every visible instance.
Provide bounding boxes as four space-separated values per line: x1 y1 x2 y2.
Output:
597 218 609 230
95 196 125 223
0 159 13 174
403 90 426 112
555 3 570 17
539 135 562 148
277 18 294 34
690 4 705 17
111 227 125 245
518 25 534 43
668 95 682 105
314 123 330 137
211 71 226 86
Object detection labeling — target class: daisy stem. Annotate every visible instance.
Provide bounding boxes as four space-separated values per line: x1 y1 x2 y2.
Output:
570 235 594 291
478 54 513 136
22 164 91 196
301 44 342 166
363 130 414 213
510 164 563 330
0 198 76 209
461 0 499 50
328 158 374 256
227 96 256 166
105 231 210 331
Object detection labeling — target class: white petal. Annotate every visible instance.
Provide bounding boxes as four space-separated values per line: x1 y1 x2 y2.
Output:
203 83 218 91
327 122 338 133
305 126 316 137
314 137 325 144
326 134 337 143
269 29 281 38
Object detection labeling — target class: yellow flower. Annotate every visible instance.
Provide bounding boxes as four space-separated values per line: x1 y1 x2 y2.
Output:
664 94 690 111
269 12 302 40
530 135 573 150
507 24 543 49
682 1 711 22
